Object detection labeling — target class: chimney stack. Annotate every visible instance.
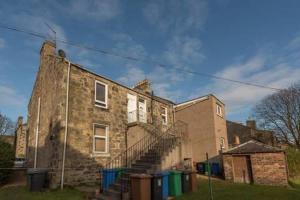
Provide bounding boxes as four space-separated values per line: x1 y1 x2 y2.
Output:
246 120 256 129
133 79 152 94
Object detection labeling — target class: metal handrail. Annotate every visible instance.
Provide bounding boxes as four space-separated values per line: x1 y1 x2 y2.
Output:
100 120 188 198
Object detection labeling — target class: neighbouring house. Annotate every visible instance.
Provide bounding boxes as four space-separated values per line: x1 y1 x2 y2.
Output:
222 140 288 186
227 120 276 148
0 135 15 146
15 117 27 159
175 95 228 164
26 41 228 195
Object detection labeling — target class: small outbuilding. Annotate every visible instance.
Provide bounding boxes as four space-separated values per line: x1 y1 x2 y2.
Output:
222 140 288 186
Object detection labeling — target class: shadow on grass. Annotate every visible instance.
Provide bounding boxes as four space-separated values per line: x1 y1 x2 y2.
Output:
176 178 300 200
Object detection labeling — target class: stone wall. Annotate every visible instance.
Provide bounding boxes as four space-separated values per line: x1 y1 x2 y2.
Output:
15 117 27 158
63 64 175 186
223 155 234 181
27 41 67 188
27 40 176 187
251 152 288 186
223 153 288 186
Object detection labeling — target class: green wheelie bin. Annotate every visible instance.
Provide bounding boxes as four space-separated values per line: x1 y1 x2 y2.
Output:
168 170 182 197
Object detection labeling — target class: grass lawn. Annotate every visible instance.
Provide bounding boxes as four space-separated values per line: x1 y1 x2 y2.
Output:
0 187 84 200
176 178 300 200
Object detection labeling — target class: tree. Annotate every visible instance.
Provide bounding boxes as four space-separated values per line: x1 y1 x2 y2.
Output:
0 112 14 136
254 82 300 149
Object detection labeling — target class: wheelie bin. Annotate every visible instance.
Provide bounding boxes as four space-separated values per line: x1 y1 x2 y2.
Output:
181 170 191 193
196 162 205 174
27 168 48 192
168 170 182 197
161 171 169 200
151 172 163 200
101 169 117 191
190 171 198 192
130 174 152 200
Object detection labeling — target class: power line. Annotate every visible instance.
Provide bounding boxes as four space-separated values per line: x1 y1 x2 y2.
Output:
0 23 284 91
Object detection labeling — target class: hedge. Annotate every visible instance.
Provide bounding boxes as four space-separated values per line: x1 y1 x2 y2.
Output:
286 147 300 178
0 139 15 183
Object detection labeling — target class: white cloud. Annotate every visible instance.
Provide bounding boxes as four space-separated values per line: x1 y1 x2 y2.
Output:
164 36 205 66
143 0 208 34
0 85 26 107
68 0 121 21
0 38 5 48
197 53 300 116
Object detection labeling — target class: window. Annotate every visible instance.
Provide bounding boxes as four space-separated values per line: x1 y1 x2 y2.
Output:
220 137 225 149
93 124 109 153
216 104 223 117
161 106 168 125
95 81 108 108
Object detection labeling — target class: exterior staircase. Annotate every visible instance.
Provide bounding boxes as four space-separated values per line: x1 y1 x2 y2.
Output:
97 121 187 200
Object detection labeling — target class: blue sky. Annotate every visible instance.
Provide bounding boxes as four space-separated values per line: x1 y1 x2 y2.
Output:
1 0 300 123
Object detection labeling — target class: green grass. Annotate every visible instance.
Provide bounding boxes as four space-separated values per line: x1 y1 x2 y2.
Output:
176 178 300 200
0 187 84 200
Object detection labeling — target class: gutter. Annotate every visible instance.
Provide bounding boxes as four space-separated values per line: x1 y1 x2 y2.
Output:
61 60 71 190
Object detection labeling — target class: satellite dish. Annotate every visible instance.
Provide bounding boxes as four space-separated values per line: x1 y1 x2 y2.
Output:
58 49 66 58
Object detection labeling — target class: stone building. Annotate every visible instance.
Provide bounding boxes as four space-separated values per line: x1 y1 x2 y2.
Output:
223 140 288 186
15 117 27 158
175 95 228 163
227 120 276 148
26 41 228 190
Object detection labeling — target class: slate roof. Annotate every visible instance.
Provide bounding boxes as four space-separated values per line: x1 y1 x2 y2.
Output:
223 140 283 155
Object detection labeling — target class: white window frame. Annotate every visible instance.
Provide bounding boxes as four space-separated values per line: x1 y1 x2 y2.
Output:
93 123 109 154
95 80 108 108
220 137 225 149
216 104 223 117
161 106 168 125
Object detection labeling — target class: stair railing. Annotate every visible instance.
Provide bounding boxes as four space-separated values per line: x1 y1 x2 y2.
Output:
99 120 188 198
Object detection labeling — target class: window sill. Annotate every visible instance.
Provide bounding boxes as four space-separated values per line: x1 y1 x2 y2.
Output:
91 153 111 157
216 114 223 118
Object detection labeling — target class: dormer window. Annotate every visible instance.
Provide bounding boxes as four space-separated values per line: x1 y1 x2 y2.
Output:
95 80 108 108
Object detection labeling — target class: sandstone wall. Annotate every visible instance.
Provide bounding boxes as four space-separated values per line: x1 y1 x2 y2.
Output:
251 152 288 186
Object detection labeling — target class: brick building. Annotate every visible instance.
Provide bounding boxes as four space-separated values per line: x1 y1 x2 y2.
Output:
26 41 228 191
227 120 276 148
223 140 288 186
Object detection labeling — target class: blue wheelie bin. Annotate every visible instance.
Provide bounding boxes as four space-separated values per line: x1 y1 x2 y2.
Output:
161 171 169 200
211 163 220 176
101 169 117 191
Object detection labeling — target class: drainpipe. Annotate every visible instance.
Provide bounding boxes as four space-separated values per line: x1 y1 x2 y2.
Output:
61 60 71 190
34 97 41 168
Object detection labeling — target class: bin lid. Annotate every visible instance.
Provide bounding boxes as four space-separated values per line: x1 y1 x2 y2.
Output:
101 168 117 173
181 170 192 174
151 172 163 177
130 173 152 179
161 171 170 176
169 170 182 175
27 168 48 174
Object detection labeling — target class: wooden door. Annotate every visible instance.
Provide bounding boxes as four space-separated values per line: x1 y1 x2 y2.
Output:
233 156 252 184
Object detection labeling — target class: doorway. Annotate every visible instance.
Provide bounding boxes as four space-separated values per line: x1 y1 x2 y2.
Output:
127 93 137 123
232 155 253 184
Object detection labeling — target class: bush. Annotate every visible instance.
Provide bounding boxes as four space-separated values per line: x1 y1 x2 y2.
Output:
0 139 15 183
286 147 300 178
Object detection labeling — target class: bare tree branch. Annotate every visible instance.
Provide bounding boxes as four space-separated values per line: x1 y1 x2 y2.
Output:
0 112 14 136
254 82 300 149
